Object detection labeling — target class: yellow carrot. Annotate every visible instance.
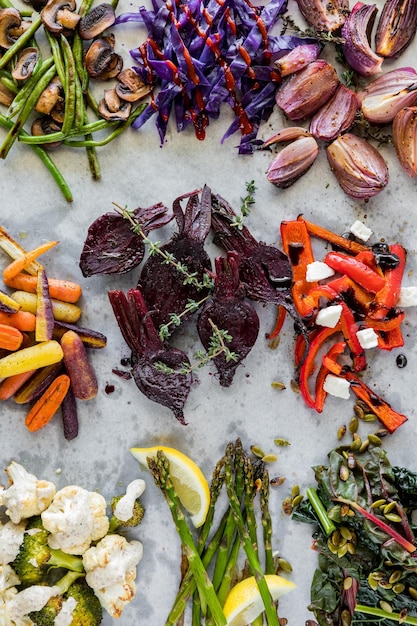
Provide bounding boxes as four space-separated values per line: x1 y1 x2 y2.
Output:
4 273 82 303
14 363 62 404
0 310 36 332
0 226 42 275
0 324 24 351
0 340 63 378
0 369 36 401
0 289 21 312
3 240 59 282
11 291 81 323
25 373 70 432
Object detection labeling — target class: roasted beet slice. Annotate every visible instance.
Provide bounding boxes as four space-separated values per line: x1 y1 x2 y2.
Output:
108 288 192 424
79 203 172 276
138 186 213 330
197 251 259 387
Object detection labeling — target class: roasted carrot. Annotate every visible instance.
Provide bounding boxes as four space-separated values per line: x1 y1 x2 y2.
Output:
14 363 62 404
0 323 24 351
11 291 82 323
0 289 20 312
0 369 36 401
3 240 59 282
0 310 36 332
0 340 63 378
35 268 54 342
60 330 98 400
0 226 42 275
25 373 70 432
4 273 82 303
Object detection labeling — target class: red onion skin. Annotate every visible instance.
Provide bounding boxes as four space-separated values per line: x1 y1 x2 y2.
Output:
267 136 319 187
274 43 322 77
393 106 417 178
375 0 417 58
341 2 383 77
309 85 360 142
358 67 417 124
295 0 349 32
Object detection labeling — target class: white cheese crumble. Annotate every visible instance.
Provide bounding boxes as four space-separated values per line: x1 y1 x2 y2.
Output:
323 374 350 399
398 286 417 307
349 220 373 242
356 327 379 349
315 304 343 328
306 261 335 282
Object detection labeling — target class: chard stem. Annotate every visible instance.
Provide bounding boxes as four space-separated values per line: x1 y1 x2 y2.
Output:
306 488 336 537
355 604 417 624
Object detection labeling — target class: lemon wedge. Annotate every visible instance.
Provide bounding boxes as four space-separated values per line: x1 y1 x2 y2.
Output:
130 445 210 528
223 574 296 626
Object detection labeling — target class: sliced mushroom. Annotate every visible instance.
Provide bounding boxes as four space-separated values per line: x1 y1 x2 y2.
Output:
115 68 151 103
78 3 115 40
85 37 123 79
11 47 40 82
0 8 31 49
35 76 63 115
31 117 63 149
50 99 65 124
41 0 80 34
0 82 15 106
98 90 131 120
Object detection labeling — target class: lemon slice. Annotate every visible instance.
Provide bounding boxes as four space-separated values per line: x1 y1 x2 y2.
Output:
130 445 210 528
223 574 296 626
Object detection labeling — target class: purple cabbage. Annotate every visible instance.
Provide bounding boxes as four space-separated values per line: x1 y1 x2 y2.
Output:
108 288 192 424
117 0 318 153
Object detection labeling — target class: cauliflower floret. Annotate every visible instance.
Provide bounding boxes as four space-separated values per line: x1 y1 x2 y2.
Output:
0 521 26 565
6 583 61 626
82 534 143 618
41 485 109 555
0 564 22 625
0 462 56 524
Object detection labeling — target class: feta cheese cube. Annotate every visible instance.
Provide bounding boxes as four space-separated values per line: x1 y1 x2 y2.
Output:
398 286 417 307
306 261 335 282
356 327 379 349
349 220 373 242
323 374 350 399
315 304 343 328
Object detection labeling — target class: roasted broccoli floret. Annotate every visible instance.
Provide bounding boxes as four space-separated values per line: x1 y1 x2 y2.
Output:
29 570 103 626
108 495 145 532
12 516 84 586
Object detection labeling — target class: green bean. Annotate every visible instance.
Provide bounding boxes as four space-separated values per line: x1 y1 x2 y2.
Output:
60 36 76 136
0 16 42 71
0 64 56 159
45 30 66 86
0 72 18 95
18 118 119 145
0 112 72 202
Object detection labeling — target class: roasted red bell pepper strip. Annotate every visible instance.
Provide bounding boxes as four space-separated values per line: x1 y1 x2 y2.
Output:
280 220 318 317
370 243 406 320
297 216 369 255
365 310 405 332
298 324 341 408
375 325 404 351
322 275 373 310
324 251 386 293
267 305 287 340
315 341 347 413
321 355 407 433
339 302 366 372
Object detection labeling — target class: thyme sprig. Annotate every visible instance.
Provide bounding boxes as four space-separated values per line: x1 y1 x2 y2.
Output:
158 296 210 340
155 318 238 375
230 180 257 229
280 14 346 45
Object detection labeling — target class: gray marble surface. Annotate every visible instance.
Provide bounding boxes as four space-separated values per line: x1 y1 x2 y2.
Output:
1 1 417 623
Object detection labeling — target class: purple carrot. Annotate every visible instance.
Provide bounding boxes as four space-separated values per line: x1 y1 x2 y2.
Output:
79 202 173 276
138 185 213 330
61 384 79 441
108 288 192 424
197 251 259 387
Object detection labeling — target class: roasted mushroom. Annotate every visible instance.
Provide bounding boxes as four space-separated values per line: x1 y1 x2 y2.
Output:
85 36 123 79
115 68 151 103
78 3 115 39
98 89 131 120
0 82 15 106
35 76 63 115
0 8 30 49
11 47 40 81
31 117 63 149
41 0 81 34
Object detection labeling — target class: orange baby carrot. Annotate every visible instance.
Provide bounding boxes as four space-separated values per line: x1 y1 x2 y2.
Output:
4 273 82 304
0 369 37 401
25 373 70 432
0 310 36 332
0 323 24 351
3 240 59 282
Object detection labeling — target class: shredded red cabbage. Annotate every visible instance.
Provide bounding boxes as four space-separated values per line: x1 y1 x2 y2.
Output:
116 0 316 153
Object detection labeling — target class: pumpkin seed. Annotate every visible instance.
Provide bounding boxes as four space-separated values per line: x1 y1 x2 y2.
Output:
250 445 265 458
389 570 402 584
393 583 405 594
271 381 286 390
409 586 417 600
347 453 356 469
378 578 392 590
383 501 397 514
350 435 362 451
337 543 348 558
340 526 353 540
292 494 304 508
368 433 382 446
363 412 377 422
290 379 300 393
282 497 293 515
327 539 339 554
339 465 350 481
379 600 393 613
262 454 278 463
343 576 353 590
274 438 290 447
346 542 356 555
359 438 370 453
354 404 365 419
331 529 341 546
291 485 300 499
277 558 293 573
371 499 386 509
270 476 286 487
337 425 347 440
399 608 409 623
349 416 359 433
384 512 403 523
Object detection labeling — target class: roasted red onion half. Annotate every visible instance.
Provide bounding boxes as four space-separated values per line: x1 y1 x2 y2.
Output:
266 136 319 188
375 0 417 58
274 43 322 77
393 106 417 177
276 60 339 121
309 85 360 142
326 133 389 199
341 2 383 77
295 0 349 31
358 67 417 123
